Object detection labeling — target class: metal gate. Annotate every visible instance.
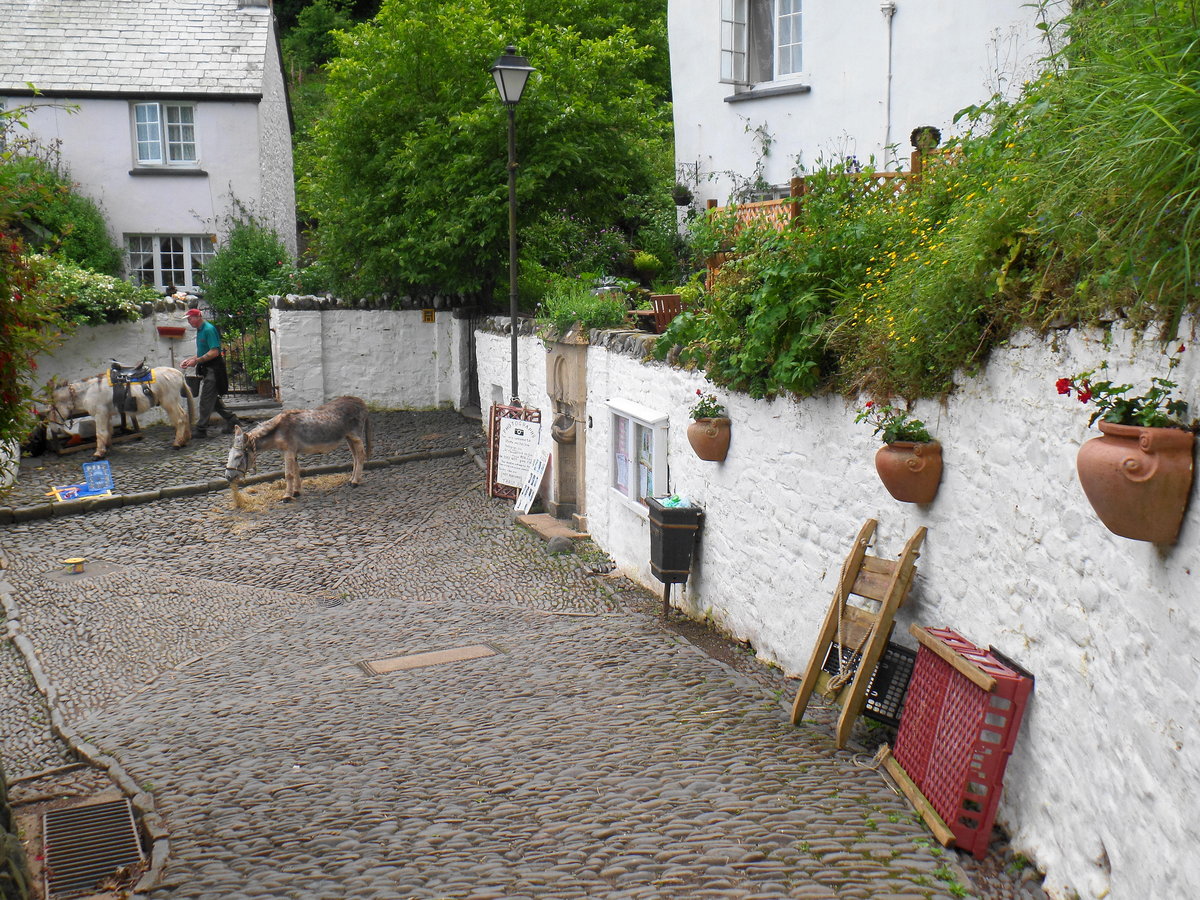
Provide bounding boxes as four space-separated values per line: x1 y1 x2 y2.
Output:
212 311 273 395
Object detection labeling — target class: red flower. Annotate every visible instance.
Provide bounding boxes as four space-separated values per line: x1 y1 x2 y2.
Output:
865 400 874 408
1056 377 1072 395
1077 383 1093 403
695 389 702 396
1178 345 1186 354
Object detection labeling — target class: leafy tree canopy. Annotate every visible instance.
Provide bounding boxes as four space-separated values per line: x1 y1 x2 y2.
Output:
298 0 670 301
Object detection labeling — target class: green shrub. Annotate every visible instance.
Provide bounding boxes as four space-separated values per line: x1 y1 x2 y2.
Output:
0 156 123 275
659 0 1200 404
202 217 297 316
27 254 153 326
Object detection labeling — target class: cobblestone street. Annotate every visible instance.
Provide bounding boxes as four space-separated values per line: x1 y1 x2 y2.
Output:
1 410 1034 899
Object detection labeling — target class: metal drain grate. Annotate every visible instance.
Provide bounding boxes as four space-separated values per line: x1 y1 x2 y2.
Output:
43 799 144 899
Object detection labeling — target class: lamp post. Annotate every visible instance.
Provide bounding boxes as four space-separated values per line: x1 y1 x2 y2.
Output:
490 45 535 406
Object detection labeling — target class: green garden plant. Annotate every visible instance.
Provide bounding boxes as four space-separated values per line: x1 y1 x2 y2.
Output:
536 276 628 335
854 401 932 444
1057 348 1193 430
656 0 1200 408
202 216 297 317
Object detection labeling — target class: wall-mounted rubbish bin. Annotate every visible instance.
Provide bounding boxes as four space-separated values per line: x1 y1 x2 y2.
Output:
648 497 704 584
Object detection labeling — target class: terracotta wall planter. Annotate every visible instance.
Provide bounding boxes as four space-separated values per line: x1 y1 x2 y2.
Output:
1076 421 1195 543
875 440 942 503
687 417 731 461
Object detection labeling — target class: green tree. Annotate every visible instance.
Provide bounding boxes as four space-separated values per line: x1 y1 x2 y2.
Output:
0 155 123 275
297 0 671 302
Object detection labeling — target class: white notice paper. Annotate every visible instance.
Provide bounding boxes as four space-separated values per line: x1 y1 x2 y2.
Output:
497 418 542 488
514 444 551 515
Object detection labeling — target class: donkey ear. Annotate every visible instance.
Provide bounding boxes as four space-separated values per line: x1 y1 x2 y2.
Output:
233 425 243 436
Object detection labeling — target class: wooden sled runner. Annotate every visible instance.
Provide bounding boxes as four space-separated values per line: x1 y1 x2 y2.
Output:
790 519 926 748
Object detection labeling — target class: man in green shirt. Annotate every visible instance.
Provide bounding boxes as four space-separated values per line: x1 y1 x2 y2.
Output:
181 308 241 438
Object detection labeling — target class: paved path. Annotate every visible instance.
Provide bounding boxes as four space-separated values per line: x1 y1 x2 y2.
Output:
1 411 995 899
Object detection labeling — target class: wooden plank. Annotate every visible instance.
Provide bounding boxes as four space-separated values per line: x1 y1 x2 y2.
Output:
879 746 957 848
835 527 925 748
790 519 877 725
53 431 143 456
910 625 997 693
850 565 894 602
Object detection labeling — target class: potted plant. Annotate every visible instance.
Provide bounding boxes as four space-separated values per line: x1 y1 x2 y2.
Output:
1057 350 1196 543
855 401 942 503
687 390 731 461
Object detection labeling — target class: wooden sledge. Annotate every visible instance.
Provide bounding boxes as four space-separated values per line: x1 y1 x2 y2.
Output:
790 519 926 748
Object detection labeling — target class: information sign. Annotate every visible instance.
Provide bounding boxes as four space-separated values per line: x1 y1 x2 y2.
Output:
488 404 542 499
514 444 551 515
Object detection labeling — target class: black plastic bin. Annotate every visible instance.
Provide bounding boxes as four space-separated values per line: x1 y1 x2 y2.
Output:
648 497 704 584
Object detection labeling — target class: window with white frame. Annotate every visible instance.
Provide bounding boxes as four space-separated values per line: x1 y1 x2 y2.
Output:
607 398 668 509
133 102 198 166
126 234 215 290
720 0 802 85
776 0 802 77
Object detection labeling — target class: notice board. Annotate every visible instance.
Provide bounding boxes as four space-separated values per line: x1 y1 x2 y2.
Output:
488 404 542 499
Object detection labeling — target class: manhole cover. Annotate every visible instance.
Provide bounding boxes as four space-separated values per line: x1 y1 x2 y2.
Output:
360 643 499 674
43 798 143 899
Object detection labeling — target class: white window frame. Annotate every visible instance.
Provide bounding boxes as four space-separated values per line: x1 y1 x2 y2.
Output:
776 0 803 79
132 101 199 166
606 397 669 516
720 0 805 87
720 0 749 85
126 234 216 291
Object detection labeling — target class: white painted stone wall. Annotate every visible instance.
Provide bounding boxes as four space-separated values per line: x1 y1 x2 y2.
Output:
34 304 472 425
270 305 470 411
33 306 197 427
670 0 1066 206
475 319 1200 900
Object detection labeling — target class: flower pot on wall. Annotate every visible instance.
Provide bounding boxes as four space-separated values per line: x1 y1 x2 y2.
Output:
875 440 942 503
1076 421 1195 543
687 417 731 461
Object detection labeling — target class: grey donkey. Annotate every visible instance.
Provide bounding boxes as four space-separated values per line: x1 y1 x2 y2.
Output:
224 396 372 500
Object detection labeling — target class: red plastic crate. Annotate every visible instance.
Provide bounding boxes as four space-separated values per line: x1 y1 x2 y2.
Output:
892 627 1033 858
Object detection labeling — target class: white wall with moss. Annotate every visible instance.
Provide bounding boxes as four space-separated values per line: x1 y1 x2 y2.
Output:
476 317 1200 900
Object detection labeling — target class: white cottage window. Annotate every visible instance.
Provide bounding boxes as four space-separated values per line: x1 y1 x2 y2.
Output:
720 0 802 86
133 102 198 165
607 398 668 511
126 234 215 291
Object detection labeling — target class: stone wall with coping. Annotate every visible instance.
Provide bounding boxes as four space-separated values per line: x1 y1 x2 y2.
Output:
475 316 1200 900
33 298 473 426
267 297 470 411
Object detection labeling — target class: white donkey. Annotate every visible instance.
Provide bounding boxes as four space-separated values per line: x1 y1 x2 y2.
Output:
48 366 194 458
224 396 372 500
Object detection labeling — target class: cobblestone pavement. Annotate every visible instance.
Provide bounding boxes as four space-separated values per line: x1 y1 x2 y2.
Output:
1 410 1044 899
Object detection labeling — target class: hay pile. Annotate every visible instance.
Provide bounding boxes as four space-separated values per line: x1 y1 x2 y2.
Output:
228 473 352 512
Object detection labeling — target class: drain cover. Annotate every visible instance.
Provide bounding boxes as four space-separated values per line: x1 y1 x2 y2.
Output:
43 799 144 899
360 643 498 674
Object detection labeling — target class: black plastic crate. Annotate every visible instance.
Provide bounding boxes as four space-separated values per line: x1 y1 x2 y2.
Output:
821 640 917 728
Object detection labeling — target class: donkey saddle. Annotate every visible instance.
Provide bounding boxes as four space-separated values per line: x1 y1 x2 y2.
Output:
107 359 154 413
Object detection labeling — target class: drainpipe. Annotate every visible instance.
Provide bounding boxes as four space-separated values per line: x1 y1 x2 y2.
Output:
880 1 897 169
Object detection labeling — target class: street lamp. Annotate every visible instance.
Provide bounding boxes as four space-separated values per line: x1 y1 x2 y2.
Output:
490 45 535 406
